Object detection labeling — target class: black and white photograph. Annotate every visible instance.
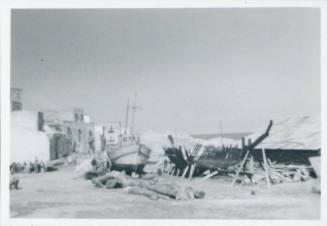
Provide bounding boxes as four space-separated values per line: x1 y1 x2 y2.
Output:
1 0 326 224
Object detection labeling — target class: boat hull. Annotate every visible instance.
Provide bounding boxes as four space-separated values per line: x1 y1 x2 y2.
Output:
164 147 242 176
107 143 151 174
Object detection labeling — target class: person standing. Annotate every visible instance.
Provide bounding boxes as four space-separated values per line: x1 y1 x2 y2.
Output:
34 158 40 173
89 131 95 154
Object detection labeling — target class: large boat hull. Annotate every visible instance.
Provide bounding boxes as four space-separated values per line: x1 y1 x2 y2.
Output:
164 146 242 176
107 143 151 174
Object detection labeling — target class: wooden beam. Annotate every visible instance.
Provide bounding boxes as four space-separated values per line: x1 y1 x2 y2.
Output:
181 166 189 178
232 150 250 187
248 154 254 174
202 170 218 179
169 167 175 176
241 137 245 150
189 163 196 180
176 169 180 177
262 148 271 190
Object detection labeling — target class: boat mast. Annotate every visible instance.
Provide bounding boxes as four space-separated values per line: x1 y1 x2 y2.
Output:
220 120 224 147
124 99 130 135
131 96 142 135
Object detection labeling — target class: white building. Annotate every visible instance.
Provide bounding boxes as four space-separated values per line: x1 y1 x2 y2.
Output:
11 111 50 163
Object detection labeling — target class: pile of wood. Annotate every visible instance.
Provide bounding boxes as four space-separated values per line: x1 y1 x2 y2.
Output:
198 160 313 187
91 171 205 200
250 163 311 185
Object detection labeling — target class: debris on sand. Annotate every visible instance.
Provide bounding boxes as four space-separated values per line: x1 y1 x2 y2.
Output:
90 171 205 201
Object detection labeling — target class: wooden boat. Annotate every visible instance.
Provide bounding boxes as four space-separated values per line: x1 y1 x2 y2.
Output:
107 143 151 174
195 147 242 171
163 121 273 177
105 98 151 174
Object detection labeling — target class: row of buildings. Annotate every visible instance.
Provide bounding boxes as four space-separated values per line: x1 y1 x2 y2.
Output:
10 88 124 163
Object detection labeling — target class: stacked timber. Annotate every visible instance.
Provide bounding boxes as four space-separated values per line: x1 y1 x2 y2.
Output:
240 162 312 185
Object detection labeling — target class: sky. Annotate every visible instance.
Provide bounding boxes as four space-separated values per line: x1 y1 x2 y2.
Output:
11 8 321 134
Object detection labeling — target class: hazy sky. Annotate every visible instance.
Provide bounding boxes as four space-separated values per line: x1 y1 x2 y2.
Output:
11 8 321 134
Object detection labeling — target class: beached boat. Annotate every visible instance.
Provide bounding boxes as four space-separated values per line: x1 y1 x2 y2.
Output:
107 143 151 174
164 121 273 177
105 98 151 174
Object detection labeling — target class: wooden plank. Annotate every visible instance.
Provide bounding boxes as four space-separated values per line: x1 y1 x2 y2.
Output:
168 167 174 176
171 168 176 176
189 163 196 180
181 166 189 178
176 169 180 177
202 170 218 179
241 137 245 149
248 155 254 174
262 148 271 189
231 150 250 187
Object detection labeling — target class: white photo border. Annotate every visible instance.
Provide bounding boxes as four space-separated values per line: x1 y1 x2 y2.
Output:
1 1 327 226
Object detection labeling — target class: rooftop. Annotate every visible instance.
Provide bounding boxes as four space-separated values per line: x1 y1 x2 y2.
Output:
246 115 320 151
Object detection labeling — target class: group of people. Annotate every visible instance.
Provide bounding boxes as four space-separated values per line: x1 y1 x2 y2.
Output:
85 151 112 180
10 159 46 174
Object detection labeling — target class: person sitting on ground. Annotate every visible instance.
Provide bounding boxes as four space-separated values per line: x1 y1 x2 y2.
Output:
10 168 20 190
29 162 35 173
37 162 42 173
21 162 27 173
9 163 15 173
84 158 99 180
16 162 22 173
40 161 46 172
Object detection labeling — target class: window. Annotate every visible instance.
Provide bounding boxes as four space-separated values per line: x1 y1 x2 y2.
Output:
11 101 22 111
78 129 82 141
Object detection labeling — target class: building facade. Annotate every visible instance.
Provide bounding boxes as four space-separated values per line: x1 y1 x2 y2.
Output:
11 88 23 111
11 111 49 163
43 108 95 158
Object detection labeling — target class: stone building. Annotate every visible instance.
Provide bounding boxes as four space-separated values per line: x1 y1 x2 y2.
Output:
43 108 95 159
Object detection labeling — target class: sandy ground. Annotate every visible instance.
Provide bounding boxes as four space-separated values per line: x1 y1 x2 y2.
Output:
10 167 320 219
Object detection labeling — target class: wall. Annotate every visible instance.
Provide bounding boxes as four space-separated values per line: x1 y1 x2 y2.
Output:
43 107 94 154
63 121 94 154
10 111 50 163
10 125 49 163
43 108 84 123
11 111 38 131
